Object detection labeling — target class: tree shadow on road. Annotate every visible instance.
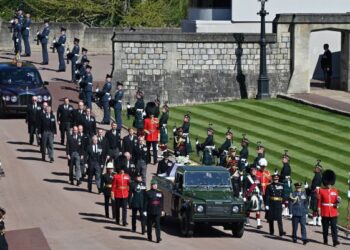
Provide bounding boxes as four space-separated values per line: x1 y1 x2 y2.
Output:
104 226 131 232
17 156 43 161
63 187 88 192
79 212 106 218
81 217 115 224
43 178 67 184
119 235 148 241
17 148 41 153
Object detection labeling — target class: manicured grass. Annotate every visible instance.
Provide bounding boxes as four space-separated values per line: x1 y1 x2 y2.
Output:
120 98 350 226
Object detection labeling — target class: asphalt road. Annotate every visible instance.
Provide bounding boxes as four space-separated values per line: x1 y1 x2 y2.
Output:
0 50 349 249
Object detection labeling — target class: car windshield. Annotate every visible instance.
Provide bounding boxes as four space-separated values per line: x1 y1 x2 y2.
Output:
0 67 42 86
184 171 232 187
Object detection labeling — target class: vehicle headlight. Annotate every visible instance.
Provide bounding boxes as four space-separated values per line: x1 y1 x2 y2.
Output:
10 96 17 103
5 96 10 101
232 206 240 213
2 96 6 101
37 95 42 102
196 205 204 213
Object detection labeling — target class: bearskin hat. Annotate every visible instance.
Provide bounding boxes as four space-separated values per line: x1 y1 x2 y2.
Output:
322 169 336 186
145 101 159 118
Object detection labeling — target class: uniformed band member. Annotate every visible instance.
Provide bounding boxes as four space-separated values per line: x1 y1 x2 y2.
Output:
114 82 124 130
56 27 67 72
244 165 263 229
256 158 271 198
80 47 89 64
238 134 249 171
228 160 241 198
196 125 215 165
290 182 308 245
100 74 112 124
308 160 323 226
111 167 130 226
174 127 187 157
57 97 73 145
81 65 93 109
181 113 192 155
39 106 57 162
144 102 159 165
144 179 164 243
69 38 80 82
280 150 292 217
39 19 50 65
26 96 42 146
12 16 22 55
100 163 116 218
132 89 145 133
66 126 83 185
218 128 233 166
22 13 31 57
0 207 8 250
130 174 147 234
159 103 169 152
265 170 286 237
86 135 104 193
253 142 265 168
318 169 340 247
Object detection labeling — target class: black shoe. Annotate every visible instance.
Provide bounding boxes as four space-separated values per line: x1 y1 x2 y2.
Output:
292 238 297 243
270 232 274 236
50 158 54 163
132 229 136 232
324 240 328 245
70 181 74 185
123 222 128 226
257 225 262 229
142 230 145 235
77 180 81 186
41 62 48 65
42 157 46 162
279 232 286 237
156 238 162 243
148 238 152 242
116 221 120 225
333 240 340 247
303 240 308 245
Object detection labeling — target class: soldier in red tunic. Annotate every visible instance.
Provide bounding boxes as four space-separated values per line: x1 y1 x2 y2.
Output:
318 169 340 247
256 158 271 199
143 102 159 165
111 167 130 226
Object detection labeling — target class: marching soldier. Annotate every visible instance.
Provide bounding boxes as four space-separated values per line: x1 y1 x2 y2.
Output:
144 102 159 165
100 163 116 218
238 134 249 171
81 65 93 109
76 59 89 85
174 127 187 157
244 165 263 229
72 101 85 127
196 125 215 165
253 142 265 168
290 182 308 245
225 146 238 168
228 160 241 198
100 74 112 124
256 158 271 198
80 47 89 64
82 108 96 137
39 106 57 162
218 128 233 166
105 122 122 164
280 150 292 217
114 82 124 130
111 167 130 226
22 13 31 57
181 113 192 155
0 207 8 250
12 16 22 55
86 135 104 193
318 169 340 247
308 160 323 226
133 90 145 133
69 38 80 82
130 174 147 234
159 103 169 153
26 96 42 146
57 97 73 145
38 19 50 65
56 27 67 72
134 133 148 183
144 179 164 243
265 170 286 237
66 126 83 185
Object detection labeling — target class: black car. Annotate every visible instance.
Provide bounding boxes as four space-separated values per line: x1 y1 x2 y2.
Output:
0 61 52 115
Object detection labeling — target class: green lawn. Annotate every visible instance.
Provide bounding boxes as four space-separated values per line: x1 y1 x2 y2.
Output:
121 98 350 226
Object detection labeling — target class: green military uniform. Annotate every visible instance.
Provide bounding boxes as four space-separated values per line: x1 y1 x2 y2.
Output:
130 179 146 233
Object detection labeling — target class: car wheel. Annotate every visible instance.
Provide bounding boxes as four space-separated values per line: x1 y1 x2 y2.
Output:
180 212 194 237
231 222 244 238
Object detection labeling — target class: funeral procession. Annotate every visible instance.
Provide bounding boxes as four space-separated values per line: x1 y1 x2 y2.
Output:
1 0 350 250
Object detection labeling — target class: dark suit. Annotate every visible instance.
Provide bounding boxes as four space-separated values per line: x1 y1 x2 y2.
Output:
26 104 42 145
122 134 137 155
57 104 73 144
39 113 57 160
66 134 83 182
82 115 97 137
105 130 121 161
72 109 85 126
86 143 103 192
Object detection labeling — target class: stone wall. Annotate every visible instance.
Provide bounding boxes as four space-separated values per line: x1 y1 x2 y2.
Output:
112 32 291 105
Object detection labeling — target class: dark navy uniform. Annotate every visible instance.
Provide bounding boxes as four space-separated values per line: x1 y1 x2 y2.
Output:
156 157 174 176
70 42 80 82
78 132 91 178
100 80 112 124
39 112 57 161
39 23 50 64
265 181 285 236
12 22 22 54
218 138 233 166
290 188 308 243
56 30 66 71
239 145 249 171
22 17 31 56
82 71 93 109
130 180 146 233
57 103 73 145
114 87 124 130
133 97 145 130
26 103 42 145
101 170 116 218
134 142 148 183
144 188 164 242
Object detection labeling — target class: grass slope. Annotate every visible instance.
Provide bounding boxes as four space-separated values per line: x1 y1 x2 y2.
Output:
121 98 350 226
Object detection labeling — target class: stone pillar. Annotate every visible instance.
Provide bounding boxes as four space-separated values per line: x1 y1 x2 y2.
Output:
340 31 350 91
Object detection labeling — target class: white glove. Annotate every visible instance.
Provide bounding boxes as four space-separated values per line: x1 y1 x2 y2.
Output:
243 197 247 202
127 104 131 109
265 206 269 211
195 140 199 145
143 212 147 217
100 165 104 169
84 164 88 168
239 192 243 198
161 211 165 216
16 38 19 42
304 183 309 189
